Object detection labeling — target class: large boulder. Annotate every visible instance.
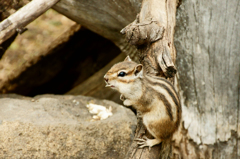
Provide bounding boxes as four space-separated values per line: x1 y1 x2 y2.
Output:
0 95 137 158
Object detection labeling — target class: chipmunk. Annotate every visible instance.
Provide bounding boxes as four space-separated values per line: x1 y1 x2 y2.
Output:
104 56 181 149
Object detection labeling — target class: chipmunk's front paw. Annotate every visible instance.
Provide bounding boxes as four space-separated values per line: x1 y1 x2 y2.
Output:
135 136 162 151
123 99 132 106
120 94 132 106
120 94 126 101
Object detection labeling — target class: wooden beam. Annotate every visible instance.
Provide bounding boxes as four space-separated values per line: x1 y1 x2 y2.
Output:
0 0 60 45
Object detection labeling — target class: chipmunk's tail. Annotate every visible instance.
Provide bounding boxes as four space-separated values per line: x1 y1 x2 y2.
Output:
159 138 172 159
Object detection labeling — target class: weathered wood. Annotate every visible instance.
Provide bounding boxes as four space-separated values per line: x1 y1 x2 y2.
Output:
120 14 165 46
121 0 177 78
53 0 175 76
53 0 141 62
173 0 240 158
0 0 60 45
0 0 31 21
0 0 30 56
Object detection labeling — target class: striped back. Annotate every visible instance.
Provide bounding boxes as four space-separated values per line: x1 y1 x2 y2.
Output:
144 74 181 128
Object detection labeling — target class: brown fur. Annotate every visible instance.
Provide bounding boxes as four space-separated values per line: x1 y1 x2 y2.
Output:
107 61 137 74
144 75 181 131
118 78 135 83
148 119 175 140
104 57 182 149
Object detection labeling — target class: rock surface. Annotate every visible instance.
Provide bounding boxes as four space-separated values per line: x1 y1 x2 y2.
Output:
0 95 137 158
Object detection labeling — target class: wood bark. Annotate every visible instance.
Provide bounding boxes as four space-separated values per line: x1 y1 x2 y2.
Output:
121 0 177 78
53 0 141 62
0 0 59 45
173 0 240 158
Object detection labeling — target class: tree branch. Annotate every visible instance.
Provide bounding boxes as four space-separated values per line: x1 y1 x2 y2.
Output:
0 0 60 45
121 0 177 78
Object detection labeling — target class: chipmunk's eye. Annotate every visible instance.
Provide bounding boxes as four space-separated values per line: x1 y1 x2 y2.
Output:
118 71 126 77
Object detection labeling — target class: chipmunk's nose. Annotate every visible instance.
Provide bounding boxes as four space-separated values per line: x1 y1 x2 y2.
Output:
104 75 109 82
104 77 109 82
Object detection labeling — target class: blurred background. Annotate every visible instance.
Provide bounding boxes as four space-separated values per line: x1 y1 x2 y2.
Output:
0 4 123 103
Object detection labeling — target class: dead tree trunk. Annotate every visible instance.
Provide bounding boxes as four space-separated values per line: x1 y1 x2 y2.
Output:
173 0 240 158
121 0 177 78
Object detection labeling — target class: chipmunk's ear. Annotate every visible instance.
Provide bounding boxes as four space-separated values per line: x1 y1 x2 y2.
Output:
124 56 132 62
134 64 143 78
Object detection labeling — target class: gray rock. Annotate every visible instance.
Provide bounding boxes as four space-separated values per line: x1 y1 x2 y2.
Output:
0 95 137 159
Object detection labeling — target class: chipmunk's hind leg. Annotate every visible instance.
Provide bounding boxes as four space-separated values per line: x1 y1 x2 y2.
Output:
135 136 162 150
